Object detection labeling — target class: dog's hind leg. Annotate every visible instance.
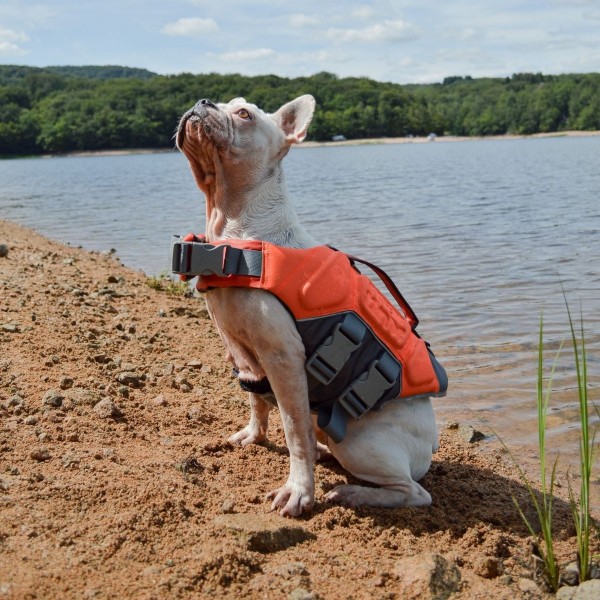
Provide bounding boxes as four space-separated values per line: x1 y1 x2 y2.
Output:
326 481 431 508
325 396 437 508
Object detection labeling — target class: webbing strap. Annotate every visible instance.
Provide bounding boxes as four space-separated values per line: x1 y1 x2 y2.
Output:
224 246 263 277
346 254 419 330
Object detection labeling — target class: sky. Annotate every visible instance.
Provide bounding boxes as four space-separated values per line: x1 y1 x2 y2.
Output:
1 0 600 84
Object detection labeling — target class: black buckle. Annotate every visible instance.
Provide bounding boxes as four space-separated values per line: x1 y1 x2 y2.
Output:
171 239 226 277
305 313 366 385
338 352 400 420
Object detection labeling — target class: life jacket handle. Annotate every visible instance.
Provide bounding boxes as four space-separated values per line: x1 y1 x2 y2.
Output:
345 253 419 331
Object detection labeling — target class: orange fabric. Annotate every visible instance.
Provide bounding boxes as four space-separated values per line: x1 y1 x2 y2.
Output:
196 239 441 398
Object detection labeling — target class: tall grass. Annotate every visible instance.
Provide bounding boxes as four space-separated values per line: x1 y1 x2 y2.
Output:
501 298 596 590
499 314 562 591
563 292 595 582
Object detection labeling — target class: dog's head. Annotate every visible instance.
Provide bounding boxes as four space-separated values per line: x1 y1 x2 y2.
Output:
176 95 315 196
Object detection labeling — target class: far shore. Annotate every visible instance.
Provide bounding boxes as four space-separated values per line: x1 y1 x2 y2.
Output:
9 129 600 160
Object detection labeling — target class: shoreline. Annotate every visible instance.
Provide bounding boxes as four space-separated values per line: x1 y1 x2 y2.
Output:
4 130 600 160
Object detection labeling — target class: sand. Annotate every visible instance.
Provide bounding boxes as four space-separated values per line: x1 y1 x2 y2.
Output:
0 219 597 599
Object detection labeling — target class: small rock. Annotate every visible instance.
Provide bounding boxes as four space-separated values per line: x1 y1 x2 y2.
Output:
0 244 8 258
8 395 23 407
518 578 541 595
186 360 203 369
561 561 580 586
152 394 167 407
174 377 192 392
1 323 20 333
201 364 213 374
93 398 122 419
30 449 51 462
59 376 74 390
395 552 461 600
117 386 129 398
117 371 144 388
42 389 64 408
221 498 236 514
458 425 486 443
557 580 600 600
107 275 119 283
475 556 502 579
24 415 38 426
214 514 315 553
93 354 111 364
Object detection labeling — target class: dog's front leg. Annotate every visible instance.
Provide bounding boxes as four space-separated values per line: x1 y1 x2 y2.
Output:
229 392 271 445
265 358 316 517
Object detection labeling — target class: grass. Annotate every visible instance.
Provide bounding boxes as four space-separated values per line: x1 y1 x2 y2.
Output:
499 296 596 591
499 314 562 591
146 272 192 296
563 291 595 583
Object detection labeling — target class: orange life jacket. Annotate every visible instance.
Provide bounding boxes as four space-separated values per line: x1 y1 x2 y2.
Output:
172 235 447 442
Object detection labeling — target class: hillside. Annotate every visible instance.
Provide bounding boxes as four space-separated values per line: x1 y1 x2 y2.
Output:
0 65 599 155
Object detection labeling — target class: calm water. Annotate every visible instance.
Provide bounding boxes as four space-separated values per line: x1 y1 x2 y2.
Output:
1 137 599 475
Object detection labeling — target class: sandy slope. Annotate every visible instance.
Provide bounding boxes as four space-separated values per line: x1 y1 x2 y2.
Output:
0 220 596 599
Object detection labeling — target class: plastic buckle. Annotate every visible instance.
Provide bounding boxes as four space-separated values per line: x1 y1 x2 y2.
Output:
305 314 366 385
171 239 226 277
338 352 400 420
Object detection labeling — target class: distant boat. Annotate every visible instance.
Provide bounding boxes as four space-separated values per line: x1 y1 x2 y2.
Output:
332 134 347 142
427 133 437 141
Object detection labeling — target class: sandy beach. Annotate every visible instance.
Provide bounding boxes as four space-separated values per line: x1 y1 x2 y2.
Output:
0 220 598 599
30 130 600 160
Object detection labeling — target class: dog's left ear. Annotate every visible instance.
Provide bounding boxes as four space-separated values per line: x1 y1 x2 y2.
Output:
273 95 316 144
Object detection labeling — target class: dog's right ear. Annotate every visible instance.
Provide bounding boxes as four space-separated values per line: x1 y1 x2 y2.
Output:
273 95 316 144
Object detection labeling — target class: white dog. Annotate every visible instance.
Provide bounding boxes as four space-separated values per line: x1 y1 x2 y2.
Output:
176 95 439 517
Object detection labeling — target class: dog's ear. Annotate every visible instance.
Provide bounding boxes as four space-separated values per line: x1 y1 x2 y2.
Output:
273 95 316 144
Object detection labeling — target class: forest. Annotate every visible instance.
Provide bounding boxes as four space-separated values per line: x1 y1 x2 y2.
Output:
1 64 599 156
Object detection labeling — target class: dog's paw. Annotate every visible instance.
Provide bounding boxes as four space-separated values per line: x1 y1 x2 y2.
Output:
325 485 367 508
266 482 314 517
228 425 267 446
316 441 332 461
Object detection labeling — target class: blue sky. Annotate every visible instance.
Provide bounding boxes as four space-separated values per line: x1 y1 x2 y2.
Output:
1 0 599 84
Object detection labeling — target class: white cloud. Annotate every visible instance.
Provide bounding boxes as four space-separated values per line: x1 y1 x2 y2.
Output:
162 17 219 37
218 48 276 62
288 13 321 27
326 20 421 43
0 27 29 43
0 28 29 56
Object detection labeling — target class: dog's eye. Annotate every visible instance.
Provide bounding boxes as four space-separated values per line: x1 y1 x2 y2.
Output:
236 109 251 120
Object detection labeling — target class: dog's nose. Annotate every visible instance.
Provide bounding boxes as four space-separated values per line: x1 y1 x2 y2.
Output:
196 98 217 110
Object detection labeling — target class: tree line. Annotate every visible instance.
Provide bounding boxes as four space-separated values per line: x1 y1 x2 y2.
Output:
0 65 599 156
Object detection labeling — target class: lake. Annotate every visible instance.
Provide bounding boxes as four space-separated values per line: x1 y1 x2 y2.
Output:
1 137 599 476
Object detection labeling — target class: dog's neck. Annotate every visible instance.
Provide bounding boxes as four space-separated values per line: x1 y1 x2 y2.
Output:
206 161 315 249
